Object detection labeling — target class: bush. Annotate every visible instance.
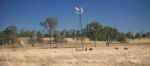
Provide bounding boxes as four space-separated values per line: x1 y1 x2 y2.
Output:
117 33 127 43
54 32 64 43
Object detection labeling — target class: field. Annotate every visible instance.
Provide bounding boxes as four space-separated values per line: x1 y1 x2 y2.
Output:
0 38 150 66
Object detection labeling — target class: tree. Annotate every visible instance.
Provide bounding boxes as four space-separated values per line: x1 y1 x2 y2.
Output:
3 25 17 47
40 17 58 48
61 29 67 42
126 32 134 41
135 32 142 39
29 30 36 47
103 26 113 47
36 31 43 44
146 32 150 38
0 32 4 46
54 31 64 43
117 33 127 43
19 29 31 37
70 29 77 40
85 21 102 47
142 32 150 38
19 29 25 37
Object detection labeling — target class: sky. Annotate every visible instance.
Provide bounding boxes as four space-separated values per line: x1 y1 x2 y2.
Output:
0 0 150 33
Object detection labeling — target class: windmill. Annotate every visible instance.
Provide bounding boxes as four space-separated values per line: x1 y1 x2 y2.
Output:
75 6 84 51
75 6 83 15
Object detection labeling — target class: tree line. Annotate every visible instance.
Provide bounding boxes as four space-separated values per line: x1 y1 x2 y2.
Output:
0 17 150 47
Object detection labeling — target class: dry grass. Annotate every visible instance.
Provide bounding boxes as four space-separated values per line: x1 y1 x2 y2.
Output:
0 39 150 66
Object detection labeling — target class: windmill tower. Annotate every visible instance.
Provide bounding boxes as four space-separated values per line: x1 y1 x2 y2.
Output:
75 6 84 51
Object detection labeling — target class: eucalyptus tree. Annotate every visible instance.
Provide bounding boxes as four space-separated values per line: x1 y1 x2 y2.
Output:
126 32 134 41
19 29 25 37
70 29 77 40
3 25 17 47
103 26 114 47
29 30 36 47
0 32 4 46
54 31 63 43
85 21 102 47
135 32 142 39
36 31 43 44
61 29 68 43
142 32 150 38
117 32 127 43
40 17 58 48
19 29 31 37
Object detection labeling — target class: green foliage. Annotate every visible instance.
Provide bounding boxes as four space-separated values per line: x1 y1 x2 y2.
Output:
85 21 102 40
40 17 58 47
0 32 4 46
69 29 77 40
54 31 64 43
29 30 36 45
2 25 17 47
135 33 142 39
126 32 134 40
40 17 58 34
36 31 43 43
81 21 128 42
1 17 150 48
84 21 121 42
142 32 150 38
61 29 67 37
116 33 127 43
61 21 128 43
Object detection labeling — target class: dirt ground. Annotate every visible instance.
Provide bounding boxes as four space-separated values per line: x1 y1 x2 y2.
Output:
0 39 150 66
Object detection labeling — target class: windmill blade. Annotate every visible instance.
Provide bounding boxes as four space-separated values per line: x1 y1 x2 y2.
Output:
80 7 83 14
75 7 80 11
75 6 84 15
75 6 80 15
